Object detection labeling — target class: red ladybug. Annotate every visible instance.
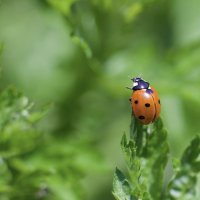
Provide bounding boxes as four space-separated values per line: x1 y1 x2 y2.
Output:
128 77 161 125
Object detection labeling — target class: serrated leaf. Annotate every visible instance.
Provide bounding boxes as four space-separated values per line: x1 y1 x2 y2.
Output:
165 135 200 200
121 134 136 166
181 135 200 167
130 116 144 156
123 117 169 200
130 117 169 196
117 122 159 200
113 168 132 200
145 119 169 199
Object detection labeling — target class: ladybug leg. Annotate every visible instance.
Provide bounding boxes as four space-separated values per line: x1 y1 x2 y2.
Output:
129 98 132 102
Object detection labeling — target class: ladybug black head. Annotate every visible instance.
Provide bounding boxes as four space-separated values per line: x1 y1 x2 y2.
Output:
131 77 149 90
131 77 142 82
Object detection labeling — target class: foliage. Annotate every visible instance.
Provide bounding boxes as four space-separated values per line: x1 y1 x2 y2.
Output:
1 0 200 200
113 117 200 200
165 135 200 200
0 87 48 199
0 87 104 200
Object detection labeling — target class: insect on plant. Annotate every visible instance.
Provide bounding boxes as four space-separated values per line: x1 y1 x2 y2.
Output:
113 77 200 200
127 77 161 125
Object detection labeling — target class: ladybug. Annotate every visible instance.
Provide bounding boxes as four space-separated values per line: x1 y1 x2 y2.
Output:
128 77 161 125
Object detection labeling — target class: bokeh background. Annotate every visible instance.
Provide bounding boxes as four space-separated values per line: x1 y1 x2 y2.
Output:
0 0 200 199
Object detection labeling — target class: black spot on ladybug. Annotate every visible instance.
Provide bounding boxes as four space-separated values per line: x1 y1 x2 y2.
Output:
134 100 138 104
145 103 150 107
138 116 145 120
158 100 160 104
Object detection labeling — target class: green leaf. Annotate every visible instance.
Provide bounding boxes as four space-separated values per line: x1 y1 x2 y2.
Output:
122 2 143 23
121 133 137 169
71 34 92 58
130 116 144 156
143 119 169 199
120 134 141 187
130 117 169 199
27 103 52 123
47 0 77 16
181 135 200 170
0 84 106 200
116 111 200 200
0 86 51 199
165 135 200 200
115 117 169 200
113 168 132 200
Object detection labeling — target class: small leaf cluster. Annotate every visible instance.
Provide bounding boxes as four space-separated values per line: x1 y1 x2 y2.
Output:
0 87 104 200
0 87 48 199
113 118 200 200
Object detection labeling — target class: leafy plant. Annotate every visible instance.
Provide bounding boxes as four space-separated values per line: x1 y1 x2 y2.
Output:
0 87 48 199
1 0 200 199
0 87 104 200
113 117 200 200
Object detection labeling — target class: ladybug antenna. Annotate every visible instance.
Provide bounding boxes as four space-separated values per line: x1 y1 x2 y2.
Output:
128 75 134 81
126 86 133 90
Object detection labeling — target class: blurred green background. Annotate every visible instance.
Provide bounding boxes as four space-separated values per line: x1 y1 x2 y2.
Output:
0 0 200 199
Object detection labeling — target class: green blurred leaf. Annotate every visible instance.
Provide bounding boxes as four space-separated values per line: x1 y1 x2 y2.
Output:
165 135 200 200
122 2 143 23
0 85 105 200
71 34 92 58
47 0 77 16
27 103 52 124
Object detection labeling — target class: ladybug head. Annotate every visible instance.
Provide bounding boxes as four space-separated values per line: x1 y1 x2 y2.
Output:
130 77 149 90
131 77 142 82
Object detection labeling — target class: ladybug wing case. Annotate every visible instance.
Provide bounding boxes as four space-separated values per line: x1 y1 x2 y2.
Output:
151 87 161 120
131 90 156 125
